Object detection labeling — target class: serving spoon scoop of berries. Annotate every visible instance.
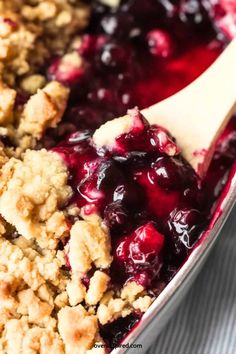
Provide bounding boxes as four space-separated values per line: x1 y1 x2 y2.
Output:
95 37 236 178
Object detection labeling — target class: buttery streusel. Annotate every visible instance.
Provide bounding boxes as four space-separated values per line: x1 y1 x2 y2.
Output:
0 3 154 351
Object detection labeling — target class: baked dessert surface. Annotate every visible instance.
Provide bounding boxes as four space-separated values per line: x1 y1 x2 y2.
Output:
0 0 235 353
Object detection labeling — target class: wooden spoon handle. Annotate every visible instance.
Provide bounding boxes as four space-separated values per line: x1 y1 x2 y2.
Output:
142 38 236 177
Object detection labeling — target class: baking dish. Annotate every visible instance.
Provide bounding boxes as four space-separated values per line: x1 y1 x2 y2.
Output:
115 164 236 354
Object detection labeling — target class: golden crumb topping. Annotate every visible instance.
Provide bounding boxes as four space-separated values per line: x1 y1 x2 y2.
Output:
58 305 101 353
68 215 113 273
0 82 16 125
97 281 153 325
85 271 110 306
1 318 64 354
66 274 86 307
0 149 72 249
20 74 46 94
18 81 69 139
93 114 134 150
0 0 90 85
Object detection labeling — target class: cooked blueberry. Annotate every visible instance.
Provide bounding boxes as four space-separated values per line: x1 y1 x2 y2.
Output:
104 201 128 228
179 0 211 27
100 43 132 70
66 106 104 129
113 182 145 209
167 207 206 252
149 156 195 190
114 223 165 283
96 160 123 190
146 29 173 58
78 34 107 58
88 87 115 107
100 12 135 38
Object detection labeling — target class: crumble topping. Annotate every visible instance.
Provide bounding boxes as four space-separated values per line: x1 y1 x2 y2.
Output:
97 281 153 325
0 149 72 249
17 288 54 327
0 79 69 153
93 114 133 150
97 295 131 326
66 270 110 307
0 8 40 84
0 82 16 125
133 296 153 313
0 145 9 169
18 81 69 139
68 214 113 273
0 238 45 291
0 0 90 85
12 236 67 289
20 74 47 94
58 305 103 354
85 271 110 306
66 274 86 307
1 318 64 354
120 281 145 302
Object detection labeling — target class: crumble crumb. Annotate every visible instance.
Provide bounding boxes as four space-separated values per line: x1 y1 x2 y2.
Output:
54 291 69 309
97 298 131 326
93 114 133 149
37 284 54 307
66 204 80 217
0 1 90 85
0 263 56 335
2 317 64 354
86 271 110 306
120 281 144 302
0 272 19 332
11 236 67 290
0 149 72 249
68 215 112 273
97 281 153 325
66 274 86 306
66 270 110 307
0 238 45 291
18 81 69 139
0 145 9 169
20 74 46 94
133 296 153 313
34 249 68 288
0 7 40 84
58 305 101 353
0 82 16 125
17 288 54 327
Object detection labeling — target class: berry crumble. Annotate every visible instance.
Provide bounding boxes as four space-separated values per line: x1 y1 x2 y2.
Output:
0 0 235 353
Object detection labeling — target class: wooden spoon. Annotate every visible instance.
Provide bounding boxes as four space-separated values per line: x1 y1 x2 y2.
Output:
94 38 236 178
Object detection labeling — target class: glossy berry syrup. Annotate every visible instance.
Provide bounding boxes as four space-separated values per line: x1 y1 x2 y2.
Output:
53 108 206 279
43 0 236 349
